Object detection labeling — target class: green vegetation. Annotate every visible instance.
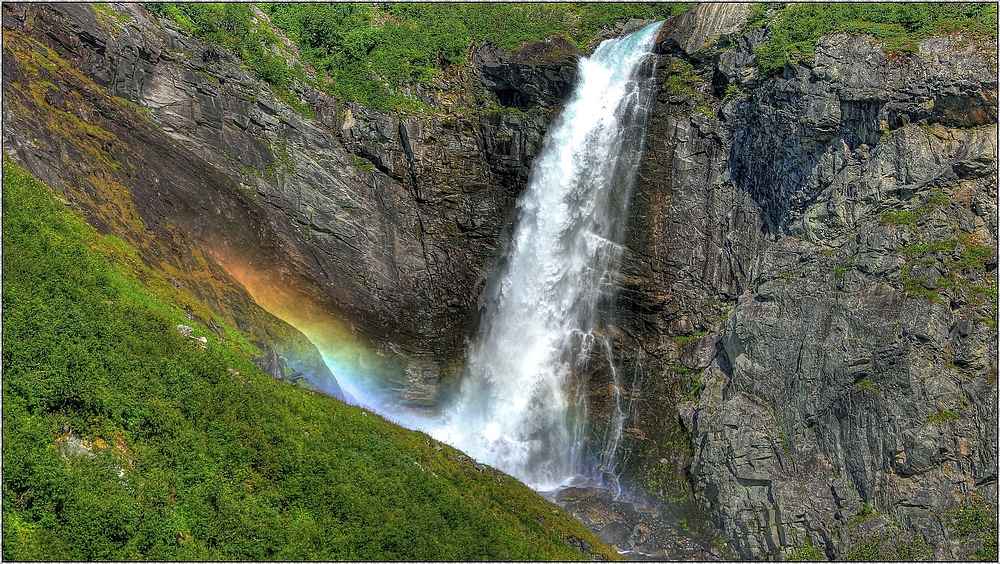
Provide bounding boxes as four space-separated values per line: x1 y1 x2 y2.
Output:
663 58 702 97
2 160 617 561
149 3 692 112
845 503 933 560
858 503 874 518
897 232 996 308
787 537 825 561
722 83 741 101
881 209 921 226
751 3 998 76
776 426 792 458
672 330 709 346
882 189 952 227
643 425 694 504
945 499 998 561
846 532 932 561
925 410 964 424
351 154 375 173
682 371 702 403
93 3 132 34
883 190 997 315
856 379 878 393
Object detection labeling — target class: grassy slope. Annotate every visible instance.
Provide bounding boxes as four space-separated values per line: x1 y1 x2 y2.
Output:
1 160 619 561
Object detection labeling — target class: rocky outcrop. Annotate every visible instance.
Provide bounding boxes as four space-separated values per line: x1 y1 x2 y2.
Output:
1 2 574 408
475 36 582 109
702 32 996 561
657 2 750 57
2 2 346 396
601 6 997 559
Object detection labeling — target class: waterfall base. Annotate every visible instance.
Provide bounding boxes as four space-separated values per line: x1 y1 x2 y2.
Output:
544 482 730 561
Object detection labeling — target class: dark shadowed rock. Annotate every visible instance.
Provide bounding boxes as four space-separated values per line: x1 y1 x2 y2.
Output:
475 36 582 109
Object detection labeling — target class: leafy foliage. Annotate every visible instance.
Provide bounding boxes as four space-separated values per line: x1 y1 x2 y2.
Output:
882 190 997 314
786 538 824 561
946 499 998 561
925 410 965 424
2 160 617 561
150 3 691 111
752 3 998 76
846 532 932 561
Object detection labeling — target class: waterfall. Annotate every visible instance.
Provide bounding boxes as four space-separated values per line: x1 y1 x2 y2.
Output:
429 22 662 490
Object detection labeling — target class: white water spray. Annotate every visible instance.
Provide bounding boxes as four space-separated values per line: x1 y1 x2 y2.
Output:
429 22 662 490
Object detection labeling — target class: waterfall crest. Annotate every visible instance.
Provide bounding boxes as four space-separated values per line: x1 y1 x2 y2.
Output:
430 22 662 490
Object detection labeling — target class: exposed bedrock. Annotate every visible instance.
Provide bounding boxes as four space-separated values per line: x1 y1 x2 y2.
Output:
2 2 580 407
594 4 997 558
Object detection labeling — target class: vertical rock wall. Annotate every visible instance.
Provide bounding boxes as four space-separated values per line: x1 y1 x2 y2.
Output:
2 3 577 407
600 3 998 559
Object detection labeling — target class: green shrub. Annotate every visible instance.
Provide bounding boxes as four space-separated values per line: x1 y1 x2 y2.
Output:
857 379 878 393
925 410 964 424
946 500 998 560
261 2 691 111
150 3 699 112
752 3 998 76
846 534 931 561
147 3 313 116
858 503 875 519
881 209 920 226
787 539 825 561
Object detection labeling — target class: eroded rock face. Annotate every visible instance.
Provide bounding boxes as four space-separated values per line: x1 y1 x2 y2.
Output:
604 14 997 559
475 36 582 109
2 3 347 395
2 3 573 407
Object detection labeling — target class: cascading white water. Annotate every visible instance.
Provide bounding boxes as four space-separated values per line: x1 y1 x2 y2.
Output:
429 22 662 490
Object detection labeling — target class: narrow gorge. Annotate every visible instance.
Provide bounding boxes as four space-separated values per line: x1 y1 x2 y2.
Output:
3 2 997 561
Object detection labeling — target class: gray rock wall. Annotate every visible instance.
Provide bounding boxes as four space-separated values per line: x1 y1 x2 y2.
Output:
609 10 997 558
2 3 576 408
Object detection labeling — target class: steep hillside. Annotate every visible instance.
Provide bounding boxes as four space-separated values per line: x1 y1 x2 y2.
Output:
2 1 601 406
2 160 618 561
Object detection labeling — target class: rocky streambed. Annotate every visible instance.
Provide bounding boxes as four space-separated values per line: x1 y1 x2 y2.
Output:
547 482 728 561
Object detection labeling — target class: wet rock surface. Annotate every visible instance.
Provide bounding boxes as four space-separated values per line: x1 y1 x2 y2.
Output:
551 486 728 561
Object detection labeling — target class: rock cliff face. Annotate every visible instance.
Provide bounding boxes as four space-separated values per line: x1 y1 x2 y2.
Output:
596 3 997 560
2 2 344 396
2 2 576 407
3 2 996 560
